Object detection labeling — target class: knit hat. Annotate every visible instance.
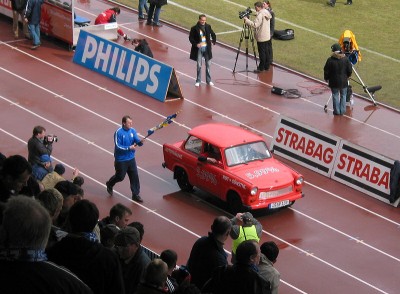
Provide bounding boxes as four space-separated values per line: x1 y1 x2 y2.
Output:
242 212 253 223
39 154 51 163
331 43 341 53
114 226 140 247
54 163 65 175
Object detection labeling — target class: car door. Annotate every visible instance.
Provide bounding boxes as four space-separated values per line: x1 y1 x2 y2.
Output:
195 142 223 197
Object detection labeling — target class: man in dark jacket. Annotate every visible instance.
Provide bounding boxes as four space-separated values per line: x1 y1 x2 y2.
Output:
46 200 125 294
324 43 353 115
189 14 216 87
27 125 53 166
11 0 30 39
202 240 271 294
24 0 44 50
186 216 231 289
115 226 151 294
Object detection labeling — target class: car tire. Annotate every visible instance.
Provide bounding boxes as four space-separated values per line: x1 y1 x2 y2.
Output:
227 192 243 214
175 168 194 192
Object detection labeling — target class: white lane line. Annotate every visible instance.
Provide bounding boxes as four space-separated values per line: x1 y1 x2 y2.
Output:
0 77 395 293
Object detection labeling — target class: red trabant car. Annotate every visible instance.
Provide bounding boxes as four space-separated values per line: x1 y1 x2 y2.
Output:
162 123 304 213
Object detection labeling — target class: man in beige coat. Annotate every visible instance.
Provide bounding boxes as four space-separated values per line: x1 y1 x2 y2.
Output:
244 2 272 72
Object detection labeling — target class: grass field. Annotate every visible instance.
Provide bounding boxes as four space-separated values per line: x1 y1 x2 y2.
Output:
117 0 400 109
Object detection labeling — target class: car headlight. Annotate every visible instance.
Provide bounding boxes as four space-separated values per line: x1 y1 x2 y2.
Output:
250 187 258 195
296 177 304 185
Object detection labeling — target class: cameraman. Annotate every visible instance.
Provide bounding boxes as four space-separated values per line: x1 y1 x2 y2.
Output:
243 2 272 72
230 212 262 263
27 125 53 166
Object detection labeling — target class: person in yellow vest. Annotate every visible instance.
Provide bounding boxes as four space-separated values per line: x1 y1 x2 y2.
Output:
230 212 262 263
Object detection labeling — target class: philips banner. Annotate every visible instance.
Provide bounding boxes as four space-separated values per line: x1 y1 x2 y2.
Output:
73 30 182 102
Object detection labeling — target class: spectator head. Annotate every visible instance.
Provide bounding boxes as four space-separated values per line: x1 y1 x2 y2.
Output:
263 0 272 9
73 176 84 187
54 163 65 176
260 241 279 263
32 125 46 138
254 1 264 10
236 240 261 266
100 224 120 248
36 188 63 223
54 180 81 210
68 199 99 233
128 221 144 241
331 43 342 53
160 249 178 273
171 265 192 287
0 152 7 169
1 155 32 197
211 216 232 243
109 203 132 229
143 259 168 289
111 6 120 15
1 197 51 250
114 226 141 260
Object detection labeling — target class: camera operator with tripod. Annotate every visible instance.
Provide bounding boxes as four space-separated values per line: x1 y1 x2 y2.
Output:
28 125 56 167
243 2 272 73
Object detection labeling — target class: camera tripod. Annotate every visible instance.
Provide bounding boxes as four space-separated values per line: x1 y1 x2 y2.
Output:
233 23 258 73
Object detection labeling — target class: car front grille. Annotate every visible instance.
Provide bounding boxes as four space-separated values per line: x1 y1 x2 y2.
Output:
259 185 293 200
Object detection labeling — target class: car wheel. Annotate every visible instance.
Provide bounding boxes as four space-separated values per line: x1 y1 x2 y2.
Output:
175 168 194 192
227 192 243 214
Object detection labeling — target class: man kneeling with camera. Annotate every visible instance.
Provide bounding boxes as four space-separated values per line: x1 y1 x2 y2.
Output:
243 2 272 73
28 125 57 167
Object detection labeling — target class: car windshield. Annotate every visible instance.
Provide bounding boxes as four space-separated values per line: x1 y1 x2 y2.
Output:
225 141 271 166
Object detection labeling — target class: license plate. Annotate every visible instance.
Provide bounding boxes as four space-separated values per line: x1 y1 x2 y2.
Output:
269 200 290 209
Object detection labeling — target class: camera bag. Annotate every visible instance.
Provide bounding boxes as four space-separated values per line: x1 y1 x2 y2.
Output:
271 86 285 95
273 29 295 40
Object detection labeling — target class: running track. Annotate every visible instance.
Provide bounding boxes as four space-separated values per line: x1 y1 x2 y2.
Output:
1 2 400 293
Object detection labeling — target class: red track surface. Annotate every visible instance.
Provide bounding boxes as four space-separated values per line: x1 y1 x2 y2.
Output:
1 2 400 293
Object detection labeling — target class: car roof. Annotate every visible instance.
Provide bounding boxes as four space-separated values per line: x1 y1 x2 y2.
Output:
188 123 264 148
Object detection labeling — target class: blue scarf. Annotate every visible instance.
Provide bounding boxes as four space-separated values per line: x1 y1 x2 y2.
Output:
0 248 47 262
81 232 98 243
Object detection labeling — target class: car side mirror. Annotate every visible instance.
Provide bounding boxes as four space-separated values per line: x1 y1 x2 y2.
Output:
198 156 207 162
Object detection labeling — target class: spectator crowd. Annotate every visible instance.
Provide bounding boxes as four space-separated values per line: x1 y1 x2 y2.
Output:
0 143 281 293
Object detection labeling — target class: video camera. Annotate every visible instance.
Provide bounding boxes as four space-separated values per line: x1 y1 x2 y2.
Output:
239 7 252 19
44 134 58 144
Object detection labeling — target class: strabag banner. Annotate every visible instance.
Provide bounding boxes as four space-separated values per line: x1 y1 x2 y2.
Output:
271 116 340 177
271 116 397 206
73 30 183 102
332 140 394 205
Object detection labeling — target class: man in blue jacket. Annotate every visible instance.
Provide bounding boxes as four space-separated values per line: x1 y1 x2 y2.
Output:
106 115 144 202
24 0 44 50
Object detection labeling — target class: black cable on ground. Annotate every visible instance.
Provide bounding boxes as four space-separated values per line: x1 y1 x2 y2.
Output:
284 89 302 99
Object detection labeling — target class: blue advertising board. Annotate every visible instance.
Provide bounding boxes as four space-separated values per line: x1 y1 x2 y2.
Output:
73 30 182 102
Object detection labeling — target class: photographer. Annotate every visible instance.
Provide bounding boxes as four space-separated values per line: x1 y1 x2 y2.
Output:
243 2 272 72
230 212 263 263
27 125 54 166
